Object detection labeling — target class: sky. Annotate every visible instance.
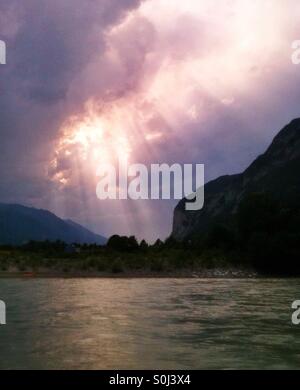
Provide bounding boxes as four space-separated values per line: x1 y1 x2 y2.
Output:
1 0 300 242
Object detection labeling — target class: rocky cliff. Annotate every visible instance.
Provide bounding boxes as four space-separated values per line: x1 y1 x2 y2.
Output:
172 119 300 240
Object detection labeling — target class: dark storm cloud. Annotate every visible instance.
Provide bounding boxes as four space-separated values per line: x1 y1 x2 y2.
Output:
0 0 142 210
1 0 142 104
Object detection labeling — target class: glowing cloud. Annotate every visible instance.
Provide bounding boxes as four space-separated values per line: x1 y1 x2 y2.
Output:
33 0 300 239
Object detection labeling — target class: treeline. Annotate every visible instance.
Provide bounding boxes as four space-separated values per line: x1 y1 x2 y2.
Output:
186 192 300 276
0 236 166 253
0 235 197 274
1 191 299 275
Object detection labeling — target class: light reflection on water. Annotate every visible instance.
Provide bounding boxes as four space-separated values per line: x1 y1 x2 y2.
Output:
0 278 300 369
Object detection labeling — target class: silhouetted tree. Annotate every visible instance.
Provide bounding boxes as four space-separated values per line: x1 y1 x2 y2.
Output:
152 239 164 250
140 239 149 251
107 235 139 252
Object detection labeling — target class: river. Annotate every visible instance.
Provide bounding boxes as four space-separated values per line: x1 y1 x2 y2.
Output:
0 278 299 369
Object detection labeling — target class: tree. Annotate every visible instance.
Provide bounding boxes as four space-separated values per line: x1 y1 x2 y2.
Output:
140 239 149 251
107 235 139 252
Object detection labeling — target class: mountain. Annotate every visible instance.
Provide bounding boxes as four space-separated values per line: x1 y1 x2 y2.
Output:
0 203 107 245
64 219 107 245
172 118 300 240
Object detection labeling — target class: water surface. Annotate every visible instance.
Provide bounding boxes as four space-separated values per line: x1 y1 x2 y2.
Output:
0 278 299 369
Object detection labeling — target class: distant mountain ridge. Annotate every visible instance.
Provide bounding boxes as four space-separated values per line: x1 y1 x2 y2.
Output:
0 203 107 245
172 118 300 240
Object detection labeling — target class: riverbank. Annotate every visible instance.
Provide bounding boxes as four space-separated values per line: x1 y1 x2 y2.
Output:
0 267 258 278
0 245 261 278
